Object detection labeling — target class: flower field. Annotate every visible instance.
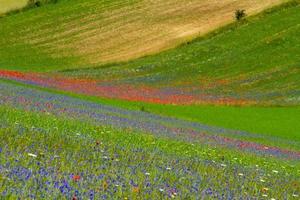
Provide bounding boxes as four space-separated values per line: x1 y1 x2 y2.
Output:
0 69 255 105
1 80 300 199
1 0 300 199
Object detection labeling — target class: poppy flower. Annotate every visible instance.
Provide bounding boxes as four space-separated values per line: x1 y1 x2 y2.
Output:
73 175 81 182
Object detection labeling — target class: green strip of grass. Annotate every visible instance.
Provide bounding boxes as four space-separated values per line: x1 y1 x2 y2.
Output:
2 78 300 142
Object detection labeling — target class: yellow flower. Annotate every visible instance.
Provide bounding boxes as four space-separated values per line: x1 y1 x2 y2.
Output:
103 180 108 190
132 186 140 193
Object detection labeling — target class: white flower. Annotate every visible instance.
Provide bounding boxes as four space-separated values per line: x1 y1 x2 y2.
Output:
272 170 278 174
28 153 37 158
271 198 276 200
238 173 244 176
166 167 171 170
262 194 268 197
260 179 265 183
159 188 164 192
145 172 150 176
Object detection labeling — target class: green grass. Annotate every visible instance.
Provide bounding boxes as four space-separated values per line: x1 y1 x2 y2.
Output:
131 104 300 141
1 105 300 198
1 1 300 198
2 78 300 142
0 0 290 71
62 2 300 103
1 1 299 105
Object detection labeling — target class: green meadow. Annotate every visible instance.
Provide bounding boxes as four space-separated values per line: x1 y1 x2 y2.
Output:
2 78 300 143
1 104 299 199
0 0 300 198
0 0 290 71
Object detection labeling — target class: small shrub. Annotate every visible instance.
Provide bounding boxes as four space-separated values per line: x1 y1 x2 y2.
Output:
35 1 41 7
27 0 58 8
27 0 40 8
235 9 246 21
140 106 146 112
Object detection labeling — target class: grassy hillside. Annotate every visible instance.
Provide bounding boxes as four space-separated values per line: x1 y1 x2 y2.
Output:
61 2 300 105
0 0 287 71
1 2 298 105
1 1 300 198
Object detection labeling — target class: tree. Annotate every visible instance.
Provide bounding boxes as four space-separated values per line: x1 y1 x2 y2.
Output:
235 9 246 21
27 0 41 8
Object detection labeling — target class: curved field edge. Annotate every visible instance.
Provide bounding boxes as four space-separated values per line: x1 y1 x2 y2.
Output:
1 78 300 144
0 0 290 71
0 105 300 198
1 2 299 107
58 1 300 105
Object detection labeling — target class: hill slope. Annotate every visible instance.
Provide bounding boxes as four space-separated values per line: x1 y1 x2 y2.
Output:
0 0 287 71
1 2 299 105
61 2 300 105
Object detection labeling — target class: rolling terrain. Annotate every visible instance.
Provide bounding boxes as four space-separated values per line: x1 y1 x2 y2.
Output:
0 0 287 70
1 1 299 105
0 0 300 199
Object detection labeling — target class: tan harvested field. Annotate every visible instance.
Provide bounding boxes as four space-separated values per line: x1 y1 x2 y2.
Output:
4 0 288 67
0 0 28 15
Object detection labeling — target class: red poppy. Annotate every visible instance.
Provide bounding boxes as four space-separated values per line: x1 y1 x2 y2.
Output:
73 175 81 182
